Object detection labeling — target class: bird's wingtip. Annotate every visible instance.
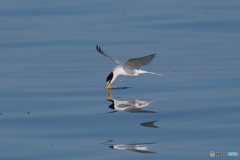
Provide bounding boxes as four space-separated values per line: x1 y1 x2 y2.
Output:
96 45 102 53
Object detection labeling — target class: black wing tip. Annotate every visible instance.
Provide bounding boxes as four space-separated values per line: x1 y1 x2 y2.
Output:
96 45 104 54
96 45 100 51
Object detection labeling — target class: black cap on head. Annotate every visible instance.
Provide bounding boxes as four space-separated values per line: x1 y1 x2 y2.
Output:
106 72 113 83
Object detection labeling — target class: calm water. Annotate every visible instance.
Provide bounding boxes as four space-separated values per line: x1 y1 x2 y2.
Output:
1 0 240 159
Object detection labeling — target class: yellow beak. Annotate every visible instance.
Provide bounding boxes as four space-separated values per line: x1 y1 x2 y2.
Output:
106 83 111 89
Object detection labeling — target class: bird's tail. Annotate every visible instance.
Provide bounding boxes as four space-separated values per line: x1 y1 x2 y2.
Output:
147 72 164 76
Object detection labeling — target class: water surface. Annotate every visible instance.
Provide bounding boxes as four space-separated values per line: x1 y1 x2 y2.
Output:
0 0 240 159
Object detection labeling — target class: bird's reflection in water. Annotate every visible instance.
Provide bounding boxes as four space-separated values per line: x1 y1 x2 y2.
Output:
101 140 157 154
109 142 157 154
106 89 158 113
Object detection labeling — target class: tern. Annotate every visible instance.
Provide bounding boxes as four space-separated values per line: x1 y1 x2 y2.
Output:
96 45 163 89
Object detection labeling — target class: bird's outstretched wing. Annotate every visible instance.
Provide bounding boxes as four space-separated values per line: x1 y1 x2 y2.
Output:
123 53 156 72
96 45 123 65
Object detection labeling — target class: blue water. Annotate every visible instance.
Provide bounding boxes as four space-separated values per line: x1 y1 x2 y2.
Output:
0 0 240 159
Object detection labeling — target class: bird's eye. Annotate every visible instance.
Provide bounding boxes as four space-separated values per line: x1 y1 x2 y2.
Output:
106 72 113 83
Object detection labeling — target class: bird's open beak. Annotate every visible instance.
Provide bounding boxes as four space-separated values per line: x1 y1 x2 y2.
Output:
106 83 111 89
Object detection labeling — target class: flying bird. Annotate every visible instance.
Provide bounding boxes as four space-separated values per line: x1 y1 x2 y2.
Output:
96 45 163 89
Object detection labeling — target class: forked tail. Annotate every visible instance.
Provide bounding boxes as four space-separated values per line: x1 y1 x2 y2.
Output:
147 72 164 76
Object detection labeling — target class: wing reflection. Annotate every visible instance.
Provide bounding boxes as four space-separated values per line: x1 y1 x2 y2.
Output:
106 89 158 113
109 142 157 154
140 121 158 128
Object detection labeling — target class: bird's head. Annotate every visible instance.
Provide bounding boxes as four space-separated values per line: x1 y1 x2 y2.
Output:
106 71 118 89
106 72 114 89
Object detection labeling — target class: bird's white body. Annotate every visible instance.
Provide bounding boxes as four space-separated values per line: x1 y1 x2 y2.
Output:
112 65 148 80
114 66 147 76
96 45 163 88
